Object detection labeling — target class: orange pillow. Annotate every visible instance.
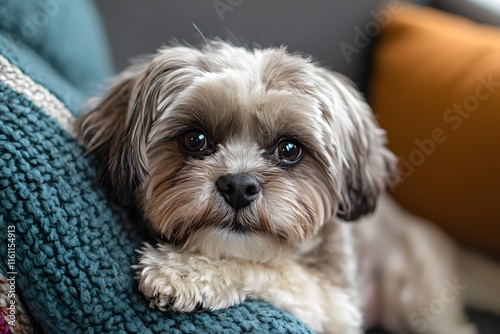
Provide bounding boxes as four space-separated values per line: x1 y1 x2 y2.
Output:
369 4 500 258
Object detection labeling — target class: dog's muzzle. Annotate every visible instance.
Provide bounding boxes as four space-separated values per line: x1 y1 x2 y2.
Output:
216 173 261 210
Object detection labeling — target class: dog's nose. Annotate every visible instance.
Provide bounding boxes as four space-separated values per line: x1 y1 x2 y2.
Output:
216 174 262 210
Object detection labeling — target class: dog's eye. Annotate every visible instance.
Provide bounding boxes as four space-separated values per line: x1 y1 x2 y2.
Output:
273 140 303 165
179 130 211 155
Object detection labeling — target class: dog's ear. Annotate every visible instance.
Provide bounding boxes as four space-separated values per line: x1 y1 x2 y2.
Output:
77 47 204 205
77 62 151 205
315 71 398 221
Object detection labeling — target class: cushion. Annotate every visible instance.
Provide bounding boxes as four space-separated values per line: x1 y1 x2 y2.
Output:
0 0 113 93
0 10 313 334
369 4 500 258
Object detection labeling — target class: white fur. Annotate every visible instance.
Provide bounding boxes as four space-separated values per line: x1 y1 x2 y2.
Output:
135 194 491 334
134 242 363 334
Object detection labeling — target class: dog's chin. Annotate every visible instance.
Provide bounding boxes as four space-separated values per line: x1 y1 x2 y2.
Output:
180 228 290 263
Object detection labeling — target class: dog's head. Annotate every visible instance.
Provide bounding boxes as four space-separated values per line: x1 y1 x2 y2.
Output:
78 41 397 261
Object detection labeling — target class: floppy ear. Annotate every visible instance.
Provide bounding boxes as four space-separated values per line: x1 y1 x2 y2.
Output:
77 62 151 205
77 46 204 205
315 71 398 221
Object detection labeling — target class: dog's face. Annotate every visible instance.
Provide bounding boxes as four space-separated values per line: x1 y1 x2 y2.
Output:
78 41 396 261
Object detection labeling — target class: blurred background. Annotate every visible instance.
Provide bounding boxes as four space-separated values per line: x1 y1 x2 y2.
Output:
92 0 498 91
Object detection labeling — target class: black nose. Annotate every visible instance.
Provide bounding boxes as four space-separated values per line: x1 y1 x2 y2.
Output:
216 174 262 210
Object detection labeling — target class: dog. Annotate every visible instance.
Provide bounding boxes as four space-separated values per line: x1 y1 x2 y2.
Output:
77 40 500 333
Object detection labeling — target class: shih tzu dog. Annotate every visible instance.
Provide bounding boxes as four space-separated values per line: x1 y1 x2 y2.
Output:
77 41 499 333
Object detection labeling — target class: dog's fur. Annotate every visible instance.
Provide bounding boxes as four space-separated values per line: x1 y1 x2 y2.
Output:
77 41 498 333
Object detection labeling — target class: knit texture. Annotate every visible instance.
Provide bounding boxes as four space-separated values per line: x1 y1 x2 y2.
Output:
0 273 33 334
0 23 314 334
0 315 12 334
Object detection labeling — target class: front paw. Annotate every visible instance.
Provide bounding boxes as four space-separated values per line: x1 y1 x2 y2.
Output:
133 243 245 312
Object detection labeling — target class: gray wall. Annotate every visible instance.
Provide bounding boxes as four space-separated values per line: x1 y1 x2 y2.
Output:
93 0 432 89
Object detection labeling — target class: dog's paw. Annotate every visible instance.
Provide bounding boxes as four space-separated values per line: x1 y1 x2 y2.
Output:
133 243 246 312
